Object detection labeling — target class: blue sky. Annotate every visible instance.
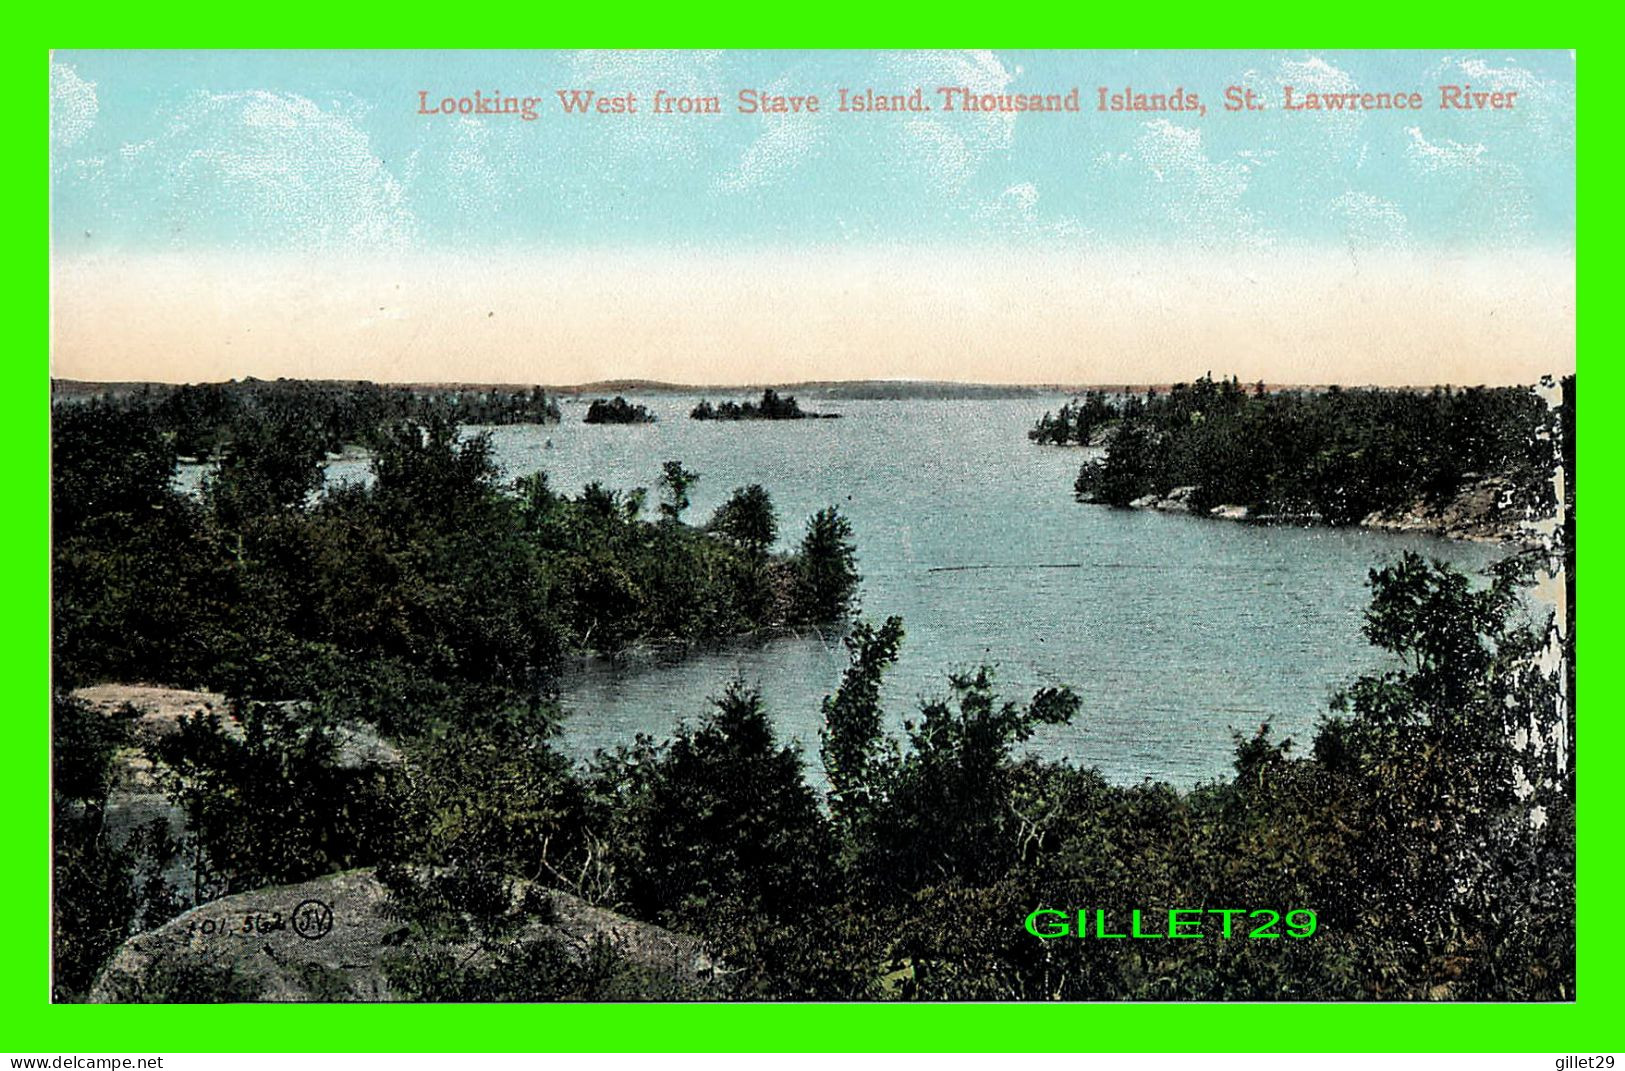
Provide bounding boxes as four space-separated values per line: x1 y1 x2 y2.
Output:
51 49 1575 255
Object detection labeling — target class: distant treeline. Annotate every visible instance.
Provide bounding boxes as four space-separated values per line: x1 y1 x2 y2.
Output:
52 378 561 462
1031 375 1562 525
692 389 830 421
583 396 655 425
565 381 1053 401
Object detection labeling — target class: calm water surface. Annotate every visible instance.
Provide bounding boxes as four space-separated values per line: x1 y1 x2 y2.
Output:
194 395 1510 786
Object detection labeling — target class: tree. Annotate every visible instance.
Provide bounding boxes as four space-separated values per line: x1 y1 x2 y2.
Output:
594 682 834 961
149 700 399 899
658 461 699 524
709 484 777 556
874 668 1079 894
51 402 177 539
1313 552 1569 998
583 397 655 425
52 693 138 1000
820 616 905 830
795 507 860 622
1075 420 1161 506
203 411 327 528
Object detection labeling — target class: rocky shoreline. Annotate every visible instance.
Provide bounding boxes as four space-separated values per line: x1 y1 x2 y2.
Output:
1099 474 1549 548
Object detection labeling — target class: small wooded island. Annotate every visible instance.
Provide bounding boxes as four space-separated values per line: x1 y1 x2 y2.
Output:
691 388 836 421
583 396 656 424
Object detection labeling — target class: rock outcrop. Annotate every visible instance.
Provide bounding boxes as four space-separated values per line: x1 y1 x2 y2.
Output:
1361 474 1543 545
88 868 719 1002
73 685 403 899
1106 474 1545 546
1129 485 1198 513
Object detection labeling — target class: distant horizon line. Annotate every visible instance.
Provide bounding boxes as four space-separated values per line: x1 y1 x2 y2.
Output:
50 374 1569 394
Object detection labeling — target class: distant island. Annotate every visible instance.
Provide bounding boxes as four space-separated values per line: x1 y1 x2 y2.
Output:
691 389 837 421
550 380 1058 401
583 396 656 425
49 377 560 461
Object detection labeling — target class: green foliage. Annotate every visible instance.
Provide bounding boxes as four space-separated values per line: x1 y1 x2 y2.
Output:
53 693 132 806
709 484 777 556
795 507 860 622
787 546 1568 1000
51 694 139 1001
378 863 673 1001
657 460 698 524
54 379 858 702
690 389 815 421
369 417 502 521
879 670 1080 891
51 402 241 689
53 491 239 689
1312 552 1569 997
51 823 137 1002
583 396 655 424
384 929 665 1002
593 682 834 942
73 546 1568 1001
374 712 691 1001
1066 375 1557 526
1075 420 1163 506
148 700 400 898
203 409 327 529
816 631 1081 897
304 421 562 699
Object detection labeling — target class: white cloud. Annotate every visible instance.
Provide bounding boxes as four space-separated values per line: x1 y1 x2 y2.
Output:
138 90 414 250
565 49 726 170
1135 119 1264 246
1405 126 1488 172
718 76 827 193
1430 54 1574 156
978 181 1086 239
51 62 98 149
1328 191 1410 249
880 50 1016 195
1403 125 1533 243
1276 55 1366 153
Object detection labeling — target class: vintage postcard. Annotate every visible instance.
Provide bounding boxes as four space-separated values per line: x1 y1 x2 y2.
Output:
49 49 1574 1004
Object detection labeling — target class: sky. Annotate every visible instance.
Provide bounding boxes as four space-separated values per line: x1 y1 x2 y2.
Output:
49 50 1576 386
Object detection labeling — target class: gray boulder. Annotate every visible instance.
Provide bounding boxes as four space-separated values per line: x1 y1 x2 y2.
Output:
88 868 719 1002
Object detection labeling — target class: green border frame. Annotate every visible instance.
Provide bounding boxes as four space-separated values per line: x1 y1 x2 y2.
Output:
18 30 1608 1053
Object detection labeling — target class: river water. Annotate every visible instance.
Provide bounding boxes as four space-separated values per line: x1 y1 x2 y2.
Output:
190 393 1510 786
